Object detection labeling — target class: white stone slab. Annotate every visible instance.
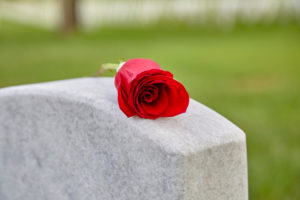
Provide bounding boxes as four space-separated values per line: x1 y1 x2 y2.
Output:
0 77 248 200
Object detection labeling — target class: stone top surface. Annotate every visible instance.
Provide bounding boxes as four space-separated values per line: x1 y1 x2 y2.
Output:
0 77 245 155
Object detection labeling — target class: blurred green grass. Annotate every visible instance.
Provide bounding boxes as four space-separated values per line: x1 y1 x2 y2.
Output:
1 20 300 200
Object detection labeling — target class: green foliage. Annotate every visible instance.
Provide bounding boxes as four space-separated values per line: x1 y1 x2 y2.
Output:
0 19 300 200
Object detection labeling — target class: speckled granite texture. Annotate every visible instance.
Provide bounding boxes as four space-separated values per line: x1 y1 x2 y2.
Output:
0 77 248 200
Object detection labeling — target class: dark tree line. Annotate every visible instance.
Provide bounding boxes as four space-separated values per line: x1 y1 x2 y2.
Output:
62 0 77 32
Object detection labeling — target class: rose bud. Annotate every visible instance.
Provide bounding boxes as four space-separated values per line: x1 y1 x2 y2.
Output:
115 58 189 119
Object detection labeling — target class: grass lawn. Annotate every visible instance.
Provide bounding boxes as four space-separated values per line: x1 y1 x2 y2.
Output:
1 20 300 200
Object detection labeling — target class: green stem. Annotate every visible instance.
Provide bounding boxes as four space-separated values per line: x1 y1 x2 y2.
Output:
97 63 119 76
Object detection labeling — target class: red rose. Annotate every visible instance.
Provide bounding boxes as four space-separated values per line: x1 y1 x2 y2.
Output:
115 58 189 119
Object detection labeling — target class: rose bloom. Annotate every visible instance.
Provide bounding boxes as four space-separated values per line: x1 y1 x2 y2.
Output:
115 58 189 119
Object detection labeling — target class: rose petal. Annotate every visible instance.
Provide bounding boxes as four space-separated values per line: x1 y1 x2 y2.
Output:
118 58 161 82
117 87 135 117
161 80 189 117
115 59 166 91
139 86 169 118
140 85 159 103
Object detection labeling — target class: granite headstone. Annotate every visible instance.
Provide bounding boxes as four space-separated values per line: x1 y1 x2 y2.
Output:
0 78 248 200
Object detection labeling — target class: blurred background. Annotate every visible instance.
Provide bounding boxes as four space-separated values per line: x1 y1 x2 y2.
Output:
0 0 299 199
